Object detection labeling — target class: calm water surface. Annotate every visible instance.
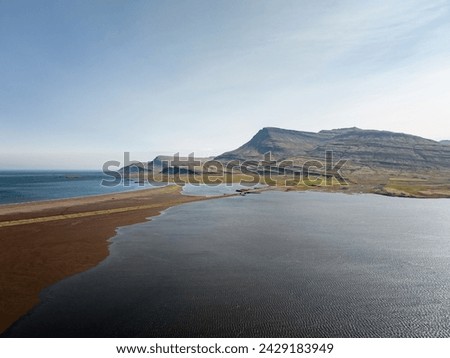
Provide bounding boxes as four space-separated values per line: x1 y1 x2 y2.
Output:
3 191 450 337
0 171 163 204
181 183 263 196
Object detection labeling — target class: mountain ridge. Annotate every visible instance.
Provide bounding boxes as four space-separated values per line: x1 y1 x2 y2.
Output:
215 127 450 170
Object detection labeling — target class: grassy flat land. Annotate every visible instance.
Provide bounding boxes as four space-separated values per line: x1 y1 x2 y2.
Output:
127 169 450 198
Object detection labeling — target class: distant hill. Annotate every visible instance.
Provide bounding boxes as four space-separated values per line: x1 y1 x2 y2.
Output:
441 140 450 145
120 155 213 174
215 127 450 170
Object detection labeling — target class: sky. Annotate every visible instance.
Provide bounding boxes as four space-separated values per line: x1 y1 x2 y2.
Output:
1 0 450 169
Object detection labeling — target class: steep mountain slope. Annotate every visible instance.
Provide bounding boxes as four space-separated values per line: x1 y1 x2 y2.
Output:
216 127 450 170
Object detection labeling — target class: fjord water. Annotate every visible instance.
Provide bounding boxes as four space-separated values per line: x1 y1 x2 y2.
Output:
4 191 450 337
0 171 159 204
181 183 262 196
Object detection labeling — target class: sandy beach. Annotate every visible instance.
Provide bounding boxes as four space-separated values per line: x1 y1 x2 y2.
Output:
0 185 212 334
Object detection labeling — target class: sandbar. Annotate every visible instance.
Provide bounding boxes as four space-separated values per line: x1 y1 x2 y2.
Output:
0 185 212 334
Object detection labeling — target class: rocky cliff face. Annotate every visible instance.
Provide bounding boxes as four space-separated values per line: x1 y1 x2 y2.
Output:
216 127 450 170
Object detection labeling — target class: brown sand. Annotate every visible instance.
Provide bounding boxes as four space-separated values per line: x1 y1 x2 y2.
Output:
0 185 213 334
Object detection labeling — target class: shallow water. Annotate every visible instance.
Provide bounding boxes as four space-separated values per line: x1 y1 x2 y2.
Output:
181 183 263 196
4 191 450 337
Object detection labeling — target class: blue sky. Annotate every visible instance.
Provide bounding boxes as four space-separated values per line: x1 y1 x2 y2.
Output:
1 0 450 169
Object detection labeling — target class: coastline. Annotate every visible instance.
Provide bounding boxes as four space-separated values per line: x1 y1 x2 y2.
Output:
0 185 217 334
0 183 447 335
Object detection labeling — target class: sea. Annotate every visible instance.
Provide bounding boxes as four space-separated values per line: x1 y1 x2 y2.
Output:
0 170 164 205
3 190 450 337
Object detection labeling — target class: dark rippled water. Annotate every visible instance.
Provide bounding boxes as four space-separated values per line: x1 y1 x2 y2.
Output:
3 191 450 337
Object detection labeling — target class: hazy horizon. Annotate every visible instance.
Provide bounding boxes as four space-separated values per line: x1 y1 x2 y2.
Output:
2 1 450 169
0 125 449 171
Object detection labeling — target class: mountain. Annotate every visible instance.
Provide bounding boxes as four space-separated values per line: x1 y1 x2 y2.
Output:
441 140 450 145
215 127 450 170
121 155 213 174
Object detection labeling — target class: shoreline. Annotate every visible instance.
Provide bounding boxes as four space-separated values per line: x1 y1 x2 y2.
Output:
0 184 447 335
0 183 170 210
0 185 223 334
